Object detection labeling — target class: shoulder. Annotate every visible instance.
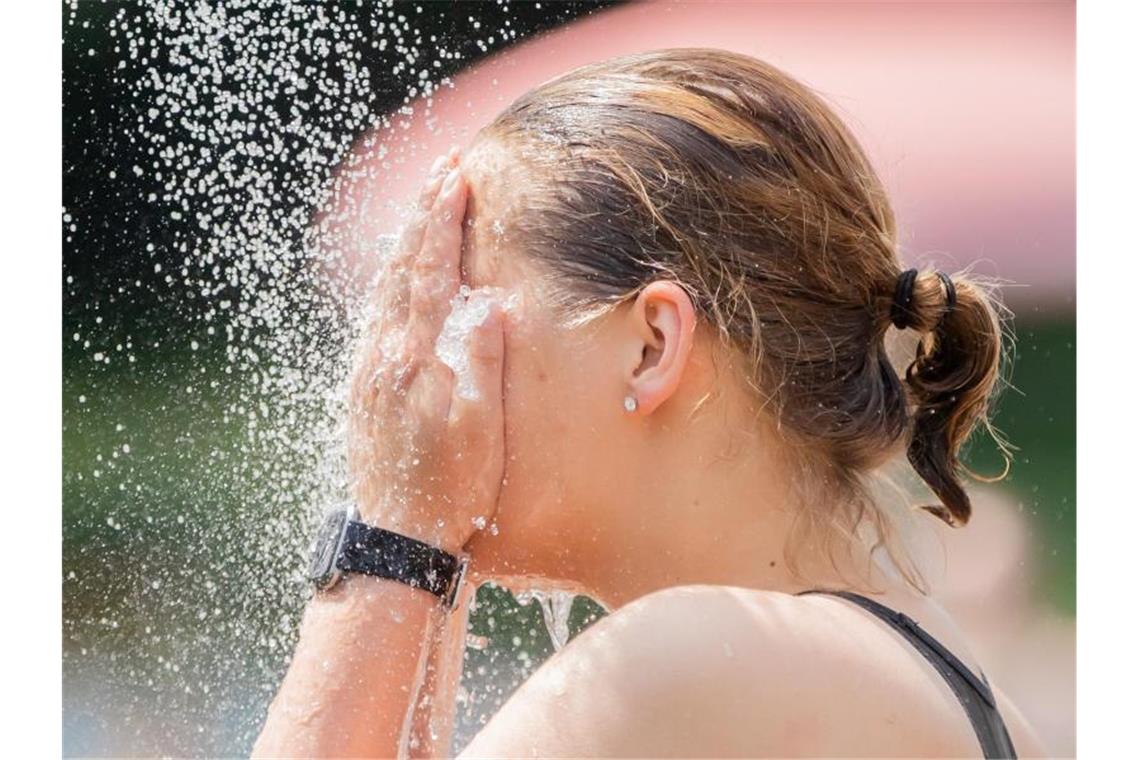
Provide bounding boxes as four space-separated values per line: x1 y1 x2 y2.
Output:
461 585 976 757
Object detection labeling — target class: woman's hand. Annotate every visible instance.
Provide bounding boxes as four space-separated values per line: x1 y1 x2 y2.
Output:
347 150 506 555
253 152 502 759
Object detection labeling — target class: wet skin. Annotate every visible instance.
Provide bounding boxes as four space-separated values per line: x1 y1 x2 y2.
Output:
254 148 1047 758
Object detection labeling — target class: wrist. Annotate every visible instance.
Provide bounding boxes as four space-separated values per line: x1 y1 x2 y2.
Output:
308 504 470 609
309 570 439 614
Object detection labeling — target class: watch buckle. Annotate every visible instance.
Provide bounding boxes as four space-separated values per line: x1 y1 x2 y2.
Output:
445 553 471 612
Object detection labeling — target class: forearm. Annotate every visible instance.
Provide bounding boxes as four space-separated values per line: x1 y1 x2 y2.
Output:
252 573 443 759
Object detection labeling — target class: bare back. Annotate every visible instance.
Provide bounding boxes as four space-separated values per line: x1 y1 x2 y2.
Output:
461 585 1046 758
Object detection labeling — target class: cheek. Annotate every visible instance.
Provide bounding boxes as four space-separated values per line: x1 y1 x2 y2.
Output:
501 323 566 485
496 318 602 530
474 310 630 575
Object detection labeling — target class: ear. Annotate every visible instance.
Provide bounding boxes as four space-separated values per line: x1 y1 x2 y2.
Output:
623 280 697 415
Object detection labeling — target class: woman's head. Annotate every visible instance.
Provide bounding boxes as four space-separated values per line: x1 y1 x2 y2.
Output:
454 48 1008 589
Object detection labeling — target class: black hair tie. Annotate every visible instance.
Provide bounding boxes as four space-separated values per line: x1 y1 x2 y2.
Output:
890 268 957 330
890 268 919 329
936 270 957 311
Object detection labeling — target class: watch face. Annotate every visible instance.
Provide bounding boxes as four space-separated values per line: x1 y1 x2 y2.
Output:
307 508 349 589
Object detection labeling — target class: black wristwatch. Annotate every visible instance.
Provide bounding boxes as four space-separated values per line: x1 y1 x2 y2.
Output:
306 504 469 611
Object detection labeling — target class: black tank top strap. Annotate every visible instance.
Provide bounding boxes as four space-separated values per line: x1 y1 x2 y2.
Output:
798 589 1017 759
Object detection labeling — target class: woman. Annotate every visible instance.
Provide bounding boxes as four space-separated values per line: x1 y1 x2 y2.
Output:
253 49 1044 758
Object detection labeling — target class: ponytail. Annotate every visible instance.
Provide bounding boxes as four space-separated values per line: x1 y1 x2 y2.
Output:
891 269 1010 526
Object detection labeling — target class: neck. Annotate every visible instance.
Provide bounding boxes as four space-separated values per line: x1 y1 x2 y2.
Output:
575 417 885 610
467 375 893 611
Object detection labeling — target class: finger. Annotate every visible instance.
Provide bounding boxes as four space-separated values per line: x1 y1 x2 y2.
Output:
388 155 451 274
403 354 455 436
409 168 467 350
447 298 505 434
374 155 451 318
348 320 406 424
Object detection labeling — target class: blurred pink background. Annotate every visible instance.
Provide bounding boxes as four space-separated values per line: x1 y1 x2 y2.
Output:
336 0 1074 314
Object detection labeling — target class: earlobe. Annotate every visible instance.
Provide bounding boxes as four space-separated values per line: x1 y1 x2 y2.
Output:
626 281 697 415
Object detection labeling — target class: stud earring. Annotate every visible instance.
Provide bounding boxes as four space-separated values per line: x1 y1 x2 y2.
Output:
623 394 638 413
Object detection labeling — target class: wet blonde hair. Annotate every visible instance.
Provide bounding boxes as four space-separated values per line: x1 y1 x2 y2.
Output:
478 48 1010 586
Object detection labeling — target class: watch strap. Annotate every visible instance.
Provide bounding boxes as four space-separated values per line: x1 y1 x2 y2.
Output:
336 520 462 601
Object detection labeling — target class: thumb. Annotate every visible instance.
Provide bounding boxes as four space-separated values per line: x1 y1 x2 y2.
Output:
446 297 505 435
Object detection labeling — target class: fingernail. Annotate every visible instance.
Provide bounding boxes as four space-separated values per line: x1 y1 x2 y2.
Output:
442 168 461 194
429 154 447 178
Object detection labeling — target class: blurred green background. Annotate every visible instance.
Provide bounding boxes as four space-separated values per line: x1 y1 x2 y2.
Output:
61 311 1075 754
